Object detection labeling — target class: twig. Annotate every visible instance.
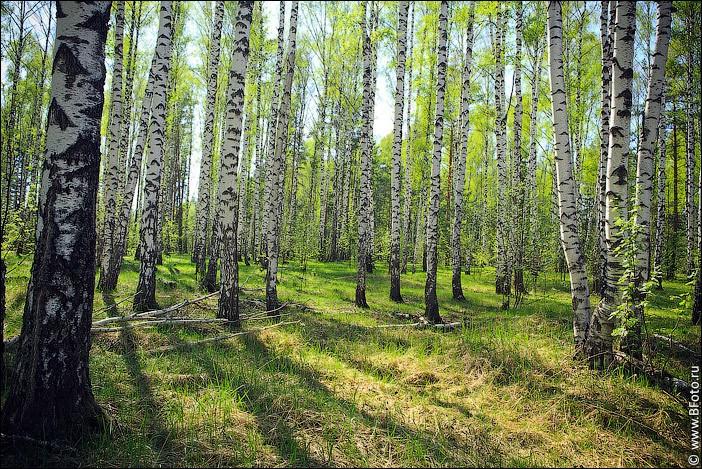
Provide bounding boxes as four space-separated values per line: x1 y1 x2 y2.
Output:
92 318 230 332
92 291 220 326
94 291 141 315
145 320 301 354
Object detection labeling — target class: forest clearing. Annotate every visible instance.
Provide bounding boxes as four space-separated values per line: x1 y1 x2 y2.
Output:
3 253 697 466
1 1 701 467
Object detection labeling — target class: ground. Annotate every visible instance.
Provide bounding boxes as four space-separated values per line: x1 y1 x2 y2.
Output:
2 253 699 467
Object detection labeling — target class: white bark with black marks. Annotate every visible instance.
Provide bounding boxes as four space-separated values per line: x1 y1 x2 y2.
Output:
547 0 592 356
194 1 225 275
134 1 174 311
424 0 448 324
390 1 409 303
1 1 111 441
217 0 253 325
452 2 475 301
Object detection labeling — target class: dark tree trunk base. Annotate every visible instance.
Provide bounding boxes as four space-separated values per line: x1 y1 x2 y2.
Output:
2 386 107 444
355 286 369 308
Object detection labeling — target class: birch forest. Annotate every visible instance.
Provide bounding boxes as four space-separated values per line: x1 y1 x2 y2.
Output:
1 1 701 467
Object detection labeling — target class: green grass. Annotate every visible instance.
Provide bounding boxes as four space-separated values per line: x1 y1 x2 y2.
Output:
2 253 698 467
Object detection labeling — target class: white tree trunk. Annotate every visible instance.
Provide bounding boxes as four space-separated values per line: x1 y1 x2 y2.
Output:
653 93 667 288
265 0 298 312
588 1 637 366
424 0 448 324
194 1 225 274
1 0 111 440
494 5 509 295
217 0 253 325
134 1 174 311
98 1 125 291
390 1 409 302
547 0 592 356
355 0 375 308
452 2 475 301
636 8 672 270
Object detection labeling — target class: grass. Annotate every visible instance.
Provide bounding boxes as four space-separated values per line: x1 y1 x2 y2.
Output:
2 252 699 467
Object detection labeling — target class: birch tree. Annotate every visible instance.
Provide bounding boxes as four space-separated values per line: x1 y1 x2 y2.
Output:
653 93 667 290
390 1 409 303
193 0 224 274
218 0 253 326
494 4 509 296
452 2 475 301
98 1 125 291
134 1 174 311
1 1 111 440
355 0 375 308
265 0 299 312
626 1 672 358
547 0 592 356
587 1 637 366
424 0 448 324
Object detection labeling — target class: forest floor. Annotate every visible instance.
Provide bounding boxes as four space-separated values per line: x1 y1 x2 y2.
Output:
2 253 699 467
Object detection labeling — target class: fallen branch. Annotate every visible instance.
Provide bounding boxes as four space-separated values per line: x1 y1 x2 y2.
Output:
92 318 231 333
92 291 220 327
95 290 141 316
145 320 301 354
614 351 690 399
649 334 701 360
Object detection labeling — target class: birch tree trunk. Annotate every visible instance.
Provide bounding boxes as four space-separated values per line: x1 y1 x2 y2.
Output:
218 0 253 326
626 1 672 359
527 37 543 279
452 2 475 301
587 1 636 367
1 1 111 441
512 2 526 297
390 1 409 302
194 1 225 274
595 0 616 296
653 93 667 289
401 2 415 275
356 0 374 308
547 0 592 357
424 0 448 324
98 1 125 291
134 1 174 311
265 0 299 312
494 5 509 296
263 0 287 308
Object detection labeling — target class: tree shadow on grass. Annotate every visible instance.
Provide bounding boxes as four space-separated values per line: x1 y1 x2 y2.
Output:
160 330 506 467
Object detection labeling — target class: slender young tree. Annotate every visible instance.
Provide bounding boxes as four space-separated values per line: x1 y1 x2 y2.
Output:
685 42 697 276
193 0 225 274
2 1 111 440
401 1 415 275
134 1 174 311
424 0 448 324
390 1 409 302
512 2 526 297
595 0 616 296
265 0 299 312
99 1 125 291
547 0 592 357
218 0 253 326
494 4 509 296
653 92 667 289
587 1 637 367
356 0 375 308
452 2 475 300
626 1 672 358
